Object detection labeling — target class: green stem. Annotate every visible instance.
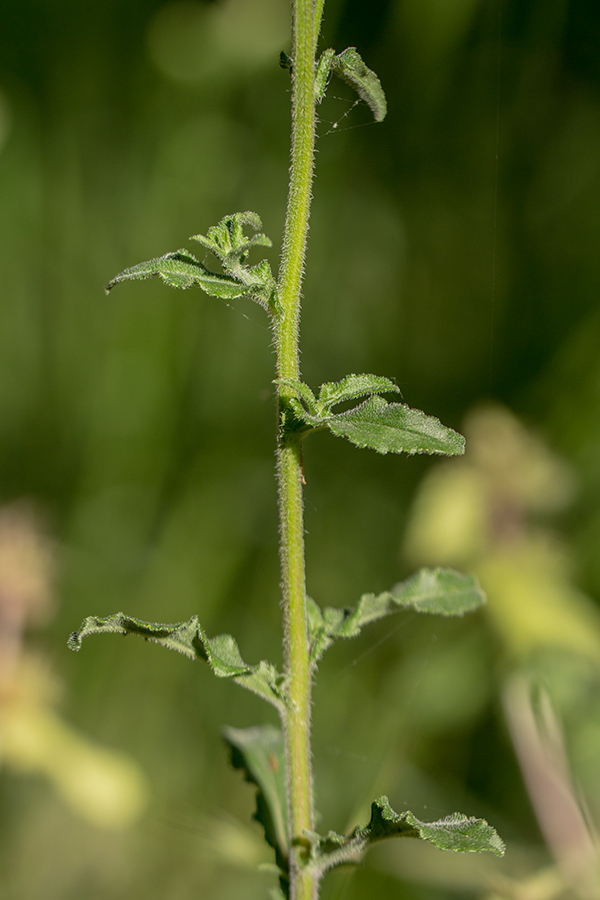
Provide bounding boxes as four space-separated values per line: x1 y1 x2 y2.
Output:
276 2 323 898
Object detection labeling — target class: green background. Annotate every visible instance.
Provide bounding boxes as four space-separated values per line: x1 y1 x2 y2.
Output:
1 0 600 897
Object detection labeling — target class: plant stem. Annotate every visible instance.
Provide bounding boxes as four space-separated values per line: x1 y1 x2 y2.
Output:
276 1 323 898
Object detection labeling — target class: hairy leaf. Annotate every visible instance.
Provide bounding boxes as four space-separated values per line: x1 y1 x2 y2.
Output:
330 48 387 123
317 374 400 411
190 211 271 268
105 251 249 298
224 725 289 865
106 211 280 316
308 569 486 665
306 796 505 877
276 378 463 455
68 613 286 712
276 378 319 414
327 395 465 456
314 48 335 103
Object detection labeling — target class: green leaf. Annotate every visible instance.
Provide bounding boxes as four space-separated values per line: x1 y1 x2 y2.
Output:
314 48 335 103
317 374 400 411
275 378 464 455
105 250 250 298
190 211 271 267
68 613 286 713
276 378 319 414
326 395 465 456
306 796 505 877
223 725 289 867
308 569 486 665
106 211 280 316
330 48 387 123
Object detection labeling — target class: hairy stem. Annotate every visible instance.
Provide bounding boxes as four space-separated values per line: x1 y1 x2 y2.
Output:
276 1 323 898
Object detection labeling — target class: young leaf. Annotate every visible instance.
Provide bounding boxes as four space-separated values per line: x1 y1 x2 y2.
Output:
275 378 319 414
306 796 505 877
68 613 287 713
106 212 280 316
190 211 272 268
308 568 485 665
326 395 465 456
330 48 387 123
223 725 289 868
314 48 335 103
317 374 400 412
105 251 250 298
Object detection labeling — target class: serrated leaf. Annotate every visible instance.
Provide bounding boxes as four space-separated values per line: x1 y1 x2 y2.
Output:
244 258 281 315
327 395 465 456
308 569 485 665
223 725 289 866
105 251 249 298
330 48 387 123
191 211 269 266
318 374 400 411
306 796 504 877
68 613 286 712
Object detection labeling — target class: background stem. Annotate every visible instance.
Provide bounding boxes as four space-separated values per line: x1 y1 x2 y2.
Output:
276 1 323 897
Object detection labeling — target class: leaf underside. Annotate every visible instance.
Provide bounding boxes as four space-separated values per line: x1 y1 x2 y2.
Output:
223 725 289 868
307 568 486 665
331 48 387 123
306 796 505 877
316 47 387 122
68 613 286 712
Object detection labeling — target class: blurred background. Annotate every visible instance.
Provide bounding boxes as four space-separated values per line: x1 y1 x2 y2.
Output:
1 0 600 898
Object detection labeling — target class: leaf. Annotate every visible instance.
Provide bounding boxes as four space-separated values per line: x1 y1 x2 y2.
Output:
330 48 387 123
326 396 465 456
68 613 287 713
276 379 319 414
106 211 280 316
308 569 486 665
314 48 335 103
276 378 464 455
317 374 400 411
223 725 289 867
191 211 272 268
105 251 250 298
306 796 505 877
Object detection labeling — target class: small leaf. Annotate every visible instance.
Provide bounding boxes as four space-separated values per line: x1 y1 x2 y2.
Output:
314 48 335 103
191 211 271 267
330 48 387 123
276 379 318 415
306 797 505 878
308 569 485 665
105 251 248 298
223 725 289 866
327 396 465 456
68 613 286 712
318 374 400 412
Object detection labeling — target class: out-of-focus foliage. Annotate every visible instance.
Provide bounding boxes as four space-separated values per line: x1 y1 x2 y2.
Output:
1 1 600 898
